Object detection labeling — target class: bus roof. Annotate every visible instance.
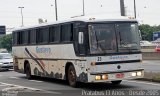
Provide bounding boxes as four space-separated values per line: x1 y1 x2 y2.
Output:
13 15 137 32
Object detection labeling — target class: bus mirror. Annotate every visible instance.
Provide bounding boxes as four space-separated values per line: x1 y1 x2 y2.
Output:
78 32 84 44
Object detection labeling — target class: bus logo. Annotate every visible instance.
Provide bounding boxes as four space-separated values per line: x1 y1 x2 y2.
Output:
109 55 129 60
36 47 51 54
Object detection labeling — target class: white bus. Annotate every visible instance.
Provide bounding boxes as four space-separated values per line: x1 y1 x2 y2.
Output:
12 16 144 87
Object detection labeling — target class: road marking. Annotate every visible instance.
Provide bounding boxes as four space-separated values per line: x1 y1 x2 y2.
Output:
0 82 41 91
0 82 61 94
9 76 43 82
0 82 16 88
9 77 21 79
0 82 62 94
29 80 43 82
0 85 8 87
124 80 160 87
9 77 44 83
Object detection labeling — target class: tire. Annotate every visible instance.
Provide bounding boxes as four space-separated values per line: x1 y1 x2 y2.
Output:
67 65 77 87
25 63 33 79
111 80 122 85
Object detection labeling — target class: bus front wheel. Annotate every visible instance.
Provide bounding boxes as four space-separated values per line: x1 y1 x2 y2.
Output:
68 65 77 87
111 80 122 85
25 63 33 79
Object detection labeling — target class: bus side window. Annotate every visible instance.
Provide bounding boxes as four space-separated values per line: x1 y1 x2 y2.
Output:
22 31 29 45
61 24 73 42
36 27 49 44
49 26 55 43
13 32 18 45
17 31 22 45
30 29 36 44
54 25 61 42
36 28 41 43
42 27 49 43
28 30 31 44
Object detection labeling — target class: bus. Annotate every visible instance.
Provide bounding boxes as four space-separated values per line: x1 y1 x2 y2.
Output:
12 16 144 87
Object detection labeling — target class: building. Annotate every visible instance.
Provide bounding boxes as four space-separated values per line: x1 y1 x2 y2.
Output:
0 26 6 36
153 31 160 41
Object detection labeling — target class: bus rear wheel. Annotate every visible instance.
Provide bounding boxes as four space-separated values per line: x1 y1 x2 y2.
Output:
25 63 33 79
68 65 77 87
111 80 122 85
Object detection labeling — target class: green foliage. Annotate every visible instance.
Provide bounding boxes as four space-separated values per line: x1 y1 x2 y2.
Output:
0 34 12 52
139 24 160 41
153 75 160 81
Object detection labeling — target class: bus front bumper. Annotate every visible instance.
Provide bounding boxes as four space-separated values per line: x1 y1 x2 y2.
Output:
89 69 144 83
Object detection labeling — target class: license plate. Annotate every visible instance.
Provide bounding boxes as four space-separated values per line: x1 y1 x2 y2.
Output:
116 73 124 78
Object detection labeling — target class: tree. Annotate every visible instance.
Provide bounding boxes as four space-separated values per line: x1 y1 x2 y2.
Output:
0 34 12 52
139 24 160 41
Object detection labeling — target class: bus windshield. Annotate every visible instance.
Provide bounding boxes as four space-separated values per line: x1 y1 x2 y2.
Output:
89 23 140 54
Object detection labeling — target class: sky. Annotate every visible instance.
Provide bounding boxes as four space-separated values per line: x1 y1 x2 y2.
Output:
0 0 160 31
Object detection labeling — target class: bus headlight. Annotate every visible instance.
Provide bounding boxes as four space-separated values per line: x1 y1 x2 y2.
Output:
137 71 142 76
95 75 101 80
131 72 136 76
102 75 108 80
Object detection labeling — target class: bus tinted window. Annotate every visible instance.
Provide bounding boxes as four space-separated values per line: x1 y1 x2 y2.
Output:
43 27 49 43
52 25 61 42
61 24 73 42
17 32 23 45
36 28 42 43
28 30 30 44
22 31 28 44
13 32 17 45
36 27 49 44
30 29 36 44
49 26 55 42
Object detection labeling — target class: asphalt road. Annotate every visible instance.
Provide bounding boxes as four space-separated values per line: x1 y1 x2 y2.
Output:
0 60 160 96
142 60 160 72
